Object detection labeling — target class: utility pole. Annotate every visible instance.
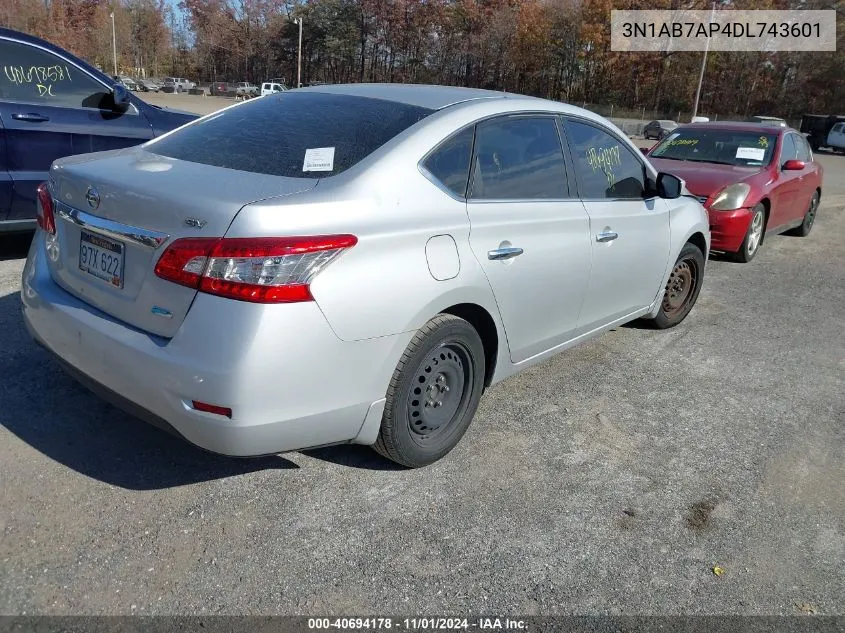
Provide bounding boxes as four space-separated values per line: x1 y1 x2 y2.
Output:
692 2 716 121
111 11 117 75
295 17 303 88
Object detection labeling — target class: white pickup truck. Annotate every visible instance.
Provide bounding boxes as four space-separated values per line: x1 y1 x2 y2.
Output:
827 122 845 153
235 82 259 98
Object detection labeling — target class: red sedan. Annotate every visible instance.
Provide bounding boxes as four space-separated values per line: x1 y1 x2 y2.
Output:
647 122 823 262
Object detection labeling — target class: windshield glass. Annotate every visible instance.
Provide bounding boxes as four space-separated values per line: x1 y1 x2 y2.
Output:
148 91 433 178
650 129 778 167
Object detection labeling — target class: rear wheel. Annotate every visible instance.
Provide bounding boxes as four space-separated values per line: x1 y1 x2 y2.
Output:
647 242 705 329
374 314 485 468
733 204 766 263
789 192 819 237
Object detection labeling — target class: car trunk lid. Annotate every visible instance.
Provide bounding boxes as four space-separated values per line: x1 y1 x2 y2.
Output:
47 147 317 337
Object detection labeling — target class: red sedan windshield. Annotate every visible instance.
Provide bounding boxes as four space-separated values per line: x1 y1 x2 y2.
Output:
650 129 779 167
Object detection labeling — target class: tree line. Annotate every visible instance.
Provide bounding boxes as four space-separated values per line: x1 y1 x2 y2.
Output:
2 0 843 120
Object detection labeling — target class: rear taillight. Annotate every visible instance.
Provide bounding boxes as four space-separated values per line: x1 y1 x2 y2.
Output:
154 235 357 303
36 182 55 235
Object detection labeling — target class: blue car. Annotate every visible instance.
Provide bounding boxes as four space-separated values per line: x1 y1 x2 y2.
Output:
0 27 197 233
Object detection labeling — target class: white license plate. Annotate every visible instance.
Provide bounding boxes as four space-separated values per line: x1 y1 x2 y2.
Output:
79 231 125 288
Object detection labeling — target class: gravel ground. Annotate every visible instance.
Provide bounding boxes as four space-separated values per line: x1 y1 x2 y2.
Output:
0 147 843 616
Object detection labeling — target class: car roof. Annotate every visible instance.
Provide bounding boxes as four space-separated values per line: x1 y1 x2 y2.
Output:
682 121 791 134
295 83 527 110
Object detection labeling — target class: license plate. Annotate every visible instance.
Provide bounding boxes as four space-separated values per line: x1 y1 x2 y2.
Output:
79 231 125 288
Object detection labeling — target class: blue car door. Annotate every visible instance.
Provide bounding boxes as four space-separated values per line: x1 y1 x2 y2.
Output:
0 35 154 223
0 115 11 220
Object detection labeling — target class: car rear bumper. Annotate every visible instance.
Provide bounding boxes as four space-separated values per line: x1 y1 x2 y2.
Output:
21 232 409 456
707 207 754 253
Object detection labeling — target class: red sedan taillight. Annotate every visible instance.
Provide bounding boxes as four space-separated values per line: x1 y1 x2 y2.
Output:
36 182 56 235
154 235 357 303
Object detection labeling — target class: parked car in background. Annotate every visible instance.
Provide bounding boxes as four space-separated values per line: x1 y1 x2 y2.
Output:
643 119 678 140
137 78 161 92
647 122 823 262
162 77 195 93
210 81 233 96
260 81 286 96
825 121 845 153
235 82 259 98
800 113 845 151
748 115 787 127
0 27 198 233
691 116 709 123
113 75 138 91
22 84 709 467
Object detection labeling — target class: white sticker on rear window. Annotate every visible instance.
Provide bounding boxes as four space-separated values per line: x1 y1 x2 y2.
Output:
303 147 335 172
736 147 765 161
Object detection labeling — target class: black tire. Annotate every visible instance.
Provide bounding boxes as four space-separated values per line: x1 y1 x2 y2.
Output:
733 203 766 263
789 191 819 237
374 314 485 468
648 242 705 329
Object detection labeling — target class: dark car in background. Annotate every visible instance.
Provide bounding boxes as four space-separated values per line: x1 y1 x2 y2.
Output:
647 122 822 262
137 78 162 92
0 27 198 233
643 119 678 140
210 81 233 96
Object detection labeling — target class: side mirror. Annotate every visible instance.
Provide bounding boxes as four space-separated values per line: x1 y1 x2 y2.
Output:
656 172 683 199
112 84 131 110
782 159 805 171
640 147 650 155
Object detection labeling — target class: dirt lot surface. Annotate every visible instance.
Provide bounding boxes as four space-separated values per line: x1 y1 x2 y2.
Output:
0 105 843 616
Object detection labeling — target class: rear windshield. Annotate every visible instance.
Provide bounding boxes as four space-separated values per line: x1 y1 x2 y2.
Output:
650 129 778 167
148 92 434 178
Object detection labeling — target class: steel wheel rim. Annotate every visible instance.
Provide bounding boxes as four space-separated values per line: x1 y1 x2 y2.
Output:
406 342 474 446
806 196 818 228
662 258 698 319
747 210 764 255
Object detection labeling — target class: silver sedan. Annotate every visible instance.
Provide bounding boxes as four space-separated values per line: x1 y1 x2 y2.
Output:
22 84 710 467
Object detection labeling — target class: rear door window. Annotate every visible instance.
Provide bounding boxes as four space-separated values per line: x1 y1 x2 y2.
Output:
148 92 433 178
0 38 111 109
469 116 568 200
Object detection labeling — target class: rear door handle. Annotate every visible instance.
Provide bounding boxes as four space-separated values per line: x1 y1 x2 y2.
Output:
596 231 619 243
12 113 50 123
487 247 524 260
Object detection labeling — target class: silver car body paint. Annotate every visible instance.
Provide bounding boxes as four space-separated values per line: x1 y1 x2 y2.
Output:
22 84 709 457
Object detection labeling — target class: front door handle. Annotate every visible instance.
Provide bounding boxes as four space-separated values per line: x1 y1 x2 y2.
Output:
596 231 619 243
12 113 50 123
487 246 524 261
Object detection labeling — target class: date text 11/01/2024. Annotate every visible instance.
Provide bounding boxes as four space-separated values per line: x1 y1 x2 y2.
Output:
308 618 528 630
620 21 822 38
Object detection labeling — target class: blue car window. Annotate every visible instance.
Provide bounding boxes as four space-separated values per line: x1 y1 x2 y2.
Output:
0 38 112 109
